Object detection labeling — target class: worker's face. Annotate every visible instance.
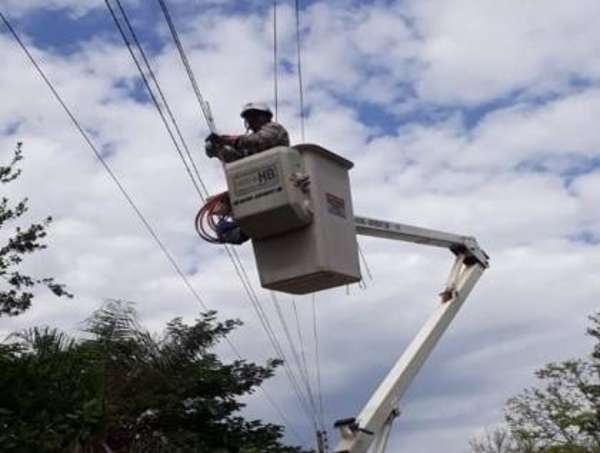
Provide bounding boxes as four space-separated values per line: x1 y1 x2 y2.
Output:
244 112 269 132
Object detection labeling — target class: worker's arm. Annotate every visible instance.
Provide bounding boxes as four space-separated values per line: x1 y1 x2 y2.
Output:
237 122 290 155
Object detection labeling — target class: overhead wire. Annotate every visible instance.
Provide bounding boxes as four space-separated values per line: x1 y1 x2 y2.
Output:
144 0 322 432
312 294 326 432
155 0 216 133
105 0 209 200
111 0 330 439
290 0 330 444
272 296 320 422
0 7 306 445
294 0 306 142
292 298 313 404
0 9 211 318
273 0 279 120
268 0 326 433
290 297 325 439
358 241 374 281
292 0 328 442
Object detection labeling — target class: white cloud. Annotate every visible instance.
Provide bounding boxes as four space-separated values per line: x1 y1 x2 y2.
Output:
1 1 599 452
1 0 103 18
408 0 600 104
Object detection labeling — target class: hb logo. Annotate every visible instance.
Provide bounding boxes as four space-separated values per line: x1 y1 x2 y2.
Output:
257 166 277 185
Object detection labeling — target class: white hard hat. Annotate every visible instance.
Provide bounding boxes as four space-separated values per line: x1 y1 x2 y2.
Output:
240 102 273 119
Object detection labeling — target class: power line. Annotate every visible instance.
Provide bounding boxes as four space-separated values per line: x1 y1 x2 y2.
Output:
0 9 306 445
226 247 318 424
358 241 373 281
291 0 328 437
273 0 279 120
295 0 306 142
155 0 216 133
116 0 329 440
0 10 211 314
272 296 320 422
292 297 315 412
129 0 322 432
312 294 326 432
105 0 209 200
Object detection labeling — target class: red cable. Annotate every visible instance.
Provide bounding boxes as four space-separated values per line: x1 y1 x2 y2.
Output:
195 191 233 243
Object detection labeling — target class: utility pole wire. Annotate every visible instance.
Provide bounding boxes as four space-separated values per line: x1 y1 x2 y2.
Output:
292 298 323 431
0 10 210 314
312 294 326 434
152 0 323 430
273 0 279 120
272 296 320 421
295 0 306 142
0 8 306 445
106 0 209 199
156 0 217 133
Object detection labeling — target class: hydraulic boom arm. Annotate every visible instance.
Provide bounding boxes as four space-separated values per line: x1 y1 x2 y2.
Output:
334 216 489 453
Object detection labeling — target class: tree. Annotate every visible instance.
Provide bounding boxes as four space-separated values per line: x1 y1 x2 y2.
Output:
468 427 521 453
0 299 311 453
467 313 600 453
0 143 72 316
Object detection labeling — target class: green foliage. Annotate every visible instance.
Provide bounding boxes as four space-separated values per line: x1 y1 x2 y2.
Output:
0 299 310 453
467 313 600 453
0 143 72 316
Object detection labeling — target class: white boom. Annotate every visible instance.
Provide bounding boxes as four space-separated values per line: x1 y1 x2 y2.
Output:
334 216 489 453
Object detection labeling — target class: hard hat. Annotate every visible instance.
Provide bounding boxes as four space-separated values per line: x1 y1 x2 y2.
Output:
240 102 273 119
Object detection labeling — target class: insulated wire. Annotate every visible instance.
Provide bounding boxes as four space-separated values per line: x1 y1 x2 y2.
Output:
312 294 326 431
293 0 327 435
273 0 279 120
291 298 324 435
151 0 332 439
0 12 214 325
150 0 322 430
292 298 313 403
124 5 317 436
292 0 330 437
156 0 216 133
106 0 209 199
358 241 373 281
230 248 316 422
272 296 320 421
0 8 305 445
295 0 306 142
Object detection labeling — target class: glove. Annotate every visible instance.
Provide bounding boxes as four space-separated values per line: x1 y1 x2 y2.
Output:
205 134 222 158
206 133 224 144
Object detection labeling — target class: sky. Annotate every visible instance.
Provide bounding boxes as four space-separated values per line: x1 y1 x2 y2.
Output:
1 0 600 452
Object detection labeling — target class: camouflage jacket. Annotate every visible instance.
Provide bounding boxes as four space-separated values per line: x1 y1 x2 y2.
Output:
236 121 290 156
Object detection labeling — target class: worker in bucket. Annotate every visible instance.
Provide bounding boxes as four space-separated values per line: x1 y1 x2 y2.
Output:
205 102 289 163
204 102 290 244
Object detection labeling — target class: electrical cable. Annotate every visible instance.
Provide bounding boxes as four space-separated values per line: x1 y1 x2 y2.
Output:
292 298 314 406
312 294 326 432
295 0 306 142
194 191 232 243
153 0 323 431
292 1 329 441
291 297 327 438
106 0 209 200
155 0 216 133
273 0 279 120
0 11 212 315
272 296 320 420
0 8 306 445
358 241 373 281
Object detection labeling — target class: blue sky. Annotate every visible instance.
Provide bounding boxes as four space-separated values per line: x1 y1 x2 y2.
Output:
2 1 600 452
